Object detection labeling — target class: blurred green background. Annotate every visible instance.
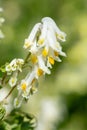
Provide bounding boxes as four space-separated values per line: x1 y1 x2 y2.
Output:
0 0 87 130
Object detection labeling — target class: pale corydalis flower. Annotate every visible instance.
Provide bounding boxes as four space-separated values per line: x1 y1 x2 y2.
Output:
5 58 24 75
14 17 66 107
0 7 5 39
5 59 24 88
9 72 18 87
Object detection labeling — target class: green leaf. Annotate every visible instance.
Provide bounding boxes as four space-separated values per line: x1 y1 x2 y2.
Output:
0 109 37 130
0 68 6 73
0 121 12 130
0 104 6 121
0 62 9 73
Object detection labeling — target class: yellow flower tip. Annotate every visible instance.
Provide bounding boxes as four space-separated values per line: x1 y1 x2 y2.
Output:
11 78 15 84
42 48 48 57
24 42 30 49
21 83 27 91
38 38 44 44
37 68 43 76
56 33 65 40
31 55 38 64
54 51 59 56
48 57 55 65
59 35 65 40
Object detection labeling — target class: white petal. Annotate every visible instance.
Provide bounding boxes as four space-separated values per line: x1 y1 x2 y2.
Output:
27 23 41 43
9 72 18 87
22 86 31 99
29 40 38 54
25 71 35 85
14 97 23 108
59 50 66 57
55 57 62 62
56 41 62 50
42 17 66 42
9 76 17 87
10 59 16 66
47 60 52 68
47 30 58 51
38 55 51 74
39 20 48 40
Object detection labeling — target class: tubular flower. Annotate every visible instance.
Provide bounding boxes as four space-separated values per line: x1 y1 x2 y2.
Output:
14 17 66 107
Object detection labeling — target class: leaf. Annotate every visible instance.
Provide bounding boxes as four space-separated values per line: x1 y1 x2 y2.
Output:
0 109 37 130
0 104 6 121
0 121 12 130
0 68 6 73
0 62 9 73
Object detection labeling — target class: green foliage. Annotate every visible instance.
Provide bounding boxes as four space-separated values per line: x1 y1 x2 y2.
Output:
54 94 87 130
0 65 6 73
0 63 9 73
0 104 6 121
0 110 37 130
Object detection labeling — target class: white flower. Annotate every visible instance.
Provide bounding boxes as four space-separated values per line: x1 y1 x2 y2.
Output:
14 97 23 108
24 23 41 49
16 58 24 72
9 76 17 87
38 21 48 45
17 71 36 98
10 59 17 71
42 17 66 42
9 72 18 87
29 40 38 54
16 17 66 106
5 58 24 74
5 64 12 75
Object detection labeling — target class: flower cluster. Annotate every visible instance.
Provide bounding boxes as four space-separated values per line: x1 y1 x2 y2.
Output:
6 58 24 75
0 7 5 39
14 17 66 108
5 58 24 87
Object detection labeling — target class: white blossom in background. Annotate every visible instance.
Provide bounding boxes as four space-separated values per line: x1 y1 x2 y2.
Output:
14 17 66 108
0 7 5 39
35 98 67 130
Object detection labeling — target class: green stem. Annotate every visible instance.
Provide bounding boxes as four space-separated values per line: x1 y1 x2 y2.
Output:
24 52 30 64
1 72 7 84
4 85 16 100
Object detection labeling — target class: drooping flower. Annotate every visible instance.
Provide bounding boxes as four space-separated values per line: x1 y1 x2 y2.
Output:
14 17 66 107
